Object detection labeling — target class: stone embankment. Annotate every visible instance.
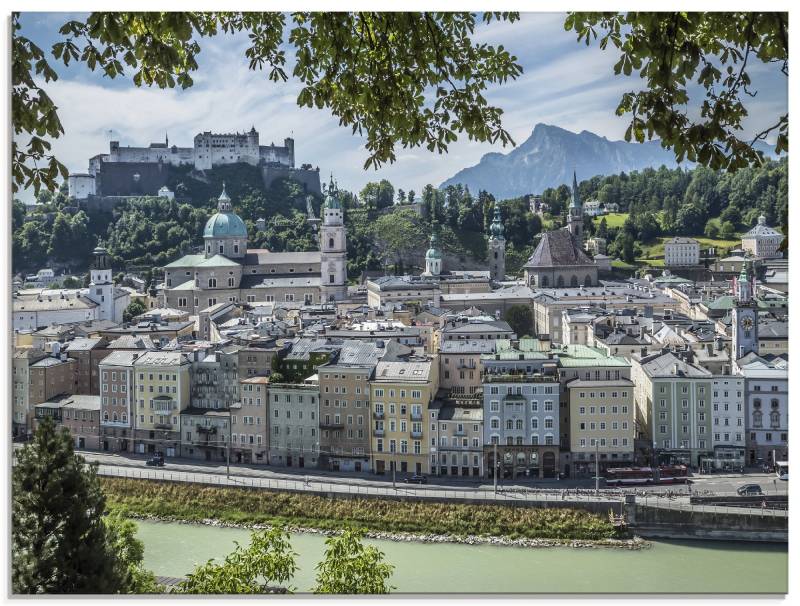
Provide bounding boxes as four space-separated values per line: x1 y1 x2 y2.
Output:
126 512 649 551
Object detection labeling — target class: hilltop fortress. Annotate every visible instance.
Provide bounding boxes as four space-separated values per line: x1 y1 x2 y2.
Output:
68 127 321 201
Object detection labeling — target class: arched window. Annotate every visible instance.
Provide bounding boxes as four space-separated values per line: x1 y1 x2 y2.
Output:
515 419 523 430
122 414 127 423
208 278 217 288
541 276 549 287
103 412 109 421
556 275 565 287
328 237 335 249
584 274 592 286
228 277 235 287
112 412 118 422
570 275 579 287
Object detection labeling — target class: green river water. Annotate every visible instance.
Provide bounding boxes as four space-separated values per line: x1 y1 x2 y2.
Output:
135 520 787 594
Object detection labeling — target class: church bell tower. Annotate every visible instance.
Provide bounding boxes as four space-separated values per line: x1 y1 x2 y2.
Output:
568 171 583 245
731 258 759 362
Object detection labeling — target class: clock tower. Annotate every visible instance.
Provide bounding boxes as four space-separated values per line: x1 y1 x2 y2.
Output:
731 258 758 362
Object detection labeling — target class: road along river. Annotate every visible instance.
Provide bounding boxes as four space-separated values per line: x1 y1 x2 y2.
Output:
135 520 787 594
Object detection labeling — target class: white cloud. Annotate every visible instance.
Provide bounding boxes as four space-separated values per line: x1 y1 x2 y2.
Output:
15 12 788 203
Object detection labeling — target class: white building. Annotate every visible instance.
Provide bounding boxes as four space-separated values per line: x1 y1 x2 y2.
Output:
736 353 788 467
319 179 348 301
664 237 700 267
12 247 129 332
67 173 96 199
87 127 294 176
710 376 746 469
741 215 783 259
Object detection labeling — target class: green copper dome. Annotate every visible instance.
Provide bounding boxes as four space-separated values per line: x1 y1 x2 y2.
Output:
204 183 248 238
425 233 442 260
203 212 248 238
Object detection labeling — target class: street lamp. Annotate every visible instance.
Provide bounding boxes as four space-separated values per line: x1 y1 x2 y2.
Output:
594 440 600 494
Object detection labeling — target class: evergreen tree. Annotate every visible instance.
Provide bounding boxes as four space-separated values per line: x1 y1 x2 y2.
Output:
503 305 534 338
12 417 126 594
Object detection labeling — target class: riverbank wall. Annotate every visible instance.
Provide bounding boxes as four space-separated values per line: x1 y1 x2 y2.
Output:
625 499 788 543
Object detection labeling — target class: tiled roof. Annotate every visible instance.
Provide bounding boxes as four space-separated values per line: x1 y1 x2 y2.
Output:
524 229 595 268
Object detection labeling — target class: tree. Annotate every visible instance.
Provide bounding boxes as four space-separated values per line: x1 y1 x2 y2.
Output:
178 528 298 594
12 417 128 593
704 220 720 239
103 515 162 594
503 305 534 338
313 529 394 595
396 188 406 204
13 11 522 195
407 190 416 204
123 300 147 322
359 180 395 210
565 13 787 171
597 217 608 239
371 208 426 268
719 220 736 240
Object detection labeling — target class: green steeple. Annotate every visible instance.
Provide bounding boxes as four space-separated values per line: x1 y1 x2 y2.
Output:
489 202 505 240
323 175 341 210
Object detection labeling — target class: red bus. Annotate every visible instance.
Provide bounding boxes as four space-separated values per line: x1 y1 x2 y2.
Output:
605 465 689 486
654 464 688 484
604 467 654 486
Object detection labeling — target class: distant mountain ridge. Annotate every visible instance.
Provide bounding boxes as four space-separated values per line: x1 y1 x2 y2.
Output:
439 123 776 199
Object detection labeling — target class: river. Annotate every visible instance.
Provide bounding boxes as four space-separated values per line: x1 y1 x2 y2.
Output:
135 520 787 594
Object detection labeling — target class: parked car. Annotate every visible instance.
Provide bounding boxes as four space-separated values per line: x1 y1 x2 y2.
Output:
403 474 428 484
146 455 165 467
737 484 763 496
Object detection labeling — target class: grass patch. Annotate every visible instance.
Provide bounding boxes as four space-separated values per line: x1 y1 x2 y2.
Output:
592 213 629 229
611 260 637 270
100 478 619 541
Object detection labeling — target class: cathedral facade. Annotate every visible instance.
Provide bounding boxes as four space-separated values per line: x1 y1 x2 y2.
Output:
161 181 347 313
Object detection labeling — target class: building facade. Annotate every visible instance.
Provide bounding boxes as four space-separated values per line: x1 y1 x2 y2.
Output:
268 378 320 468
664 237 700 267
482 372 561 479
99 351 139 453
370 358 438 476
132 351 191 457
741 215 783 259
567 379 636 475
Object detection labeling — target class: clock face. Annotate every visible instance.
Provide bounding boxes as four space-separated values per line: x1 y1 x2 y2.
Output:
741 316 754 330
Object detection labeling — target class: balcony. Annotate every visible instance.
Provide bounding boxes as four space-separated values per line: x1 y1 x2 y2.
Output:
320 421 344 429
374 429 385 437
373 410 384 420
454 429 466 436
410 412 423 421
197 426 217 435
154 423 173 430
411 430 423 439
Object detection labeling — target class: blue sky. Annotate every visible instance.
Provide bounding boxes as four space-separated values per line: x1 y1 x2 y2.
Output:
17 12 788 203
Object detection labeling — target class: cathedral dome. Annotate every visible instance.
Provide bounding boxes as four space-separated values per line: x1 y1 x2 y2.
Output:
203 212 248 238
203 182 248 239
425 233 442 259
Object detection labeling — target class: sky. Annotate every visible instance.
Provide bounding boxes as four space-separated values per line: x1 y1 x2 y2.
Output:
16 12 788 203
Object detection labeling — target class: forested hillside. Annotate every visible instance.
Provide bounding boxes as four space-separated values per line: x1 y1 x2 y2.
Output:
12 158 787 282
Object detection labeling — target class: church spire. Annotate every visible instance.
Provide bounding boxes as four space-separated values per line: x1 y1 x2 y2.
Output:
570 170 582 209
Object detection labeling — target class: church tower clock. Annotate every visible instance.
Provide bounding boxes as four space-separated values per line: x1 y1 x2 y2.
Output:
731 259 758 362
